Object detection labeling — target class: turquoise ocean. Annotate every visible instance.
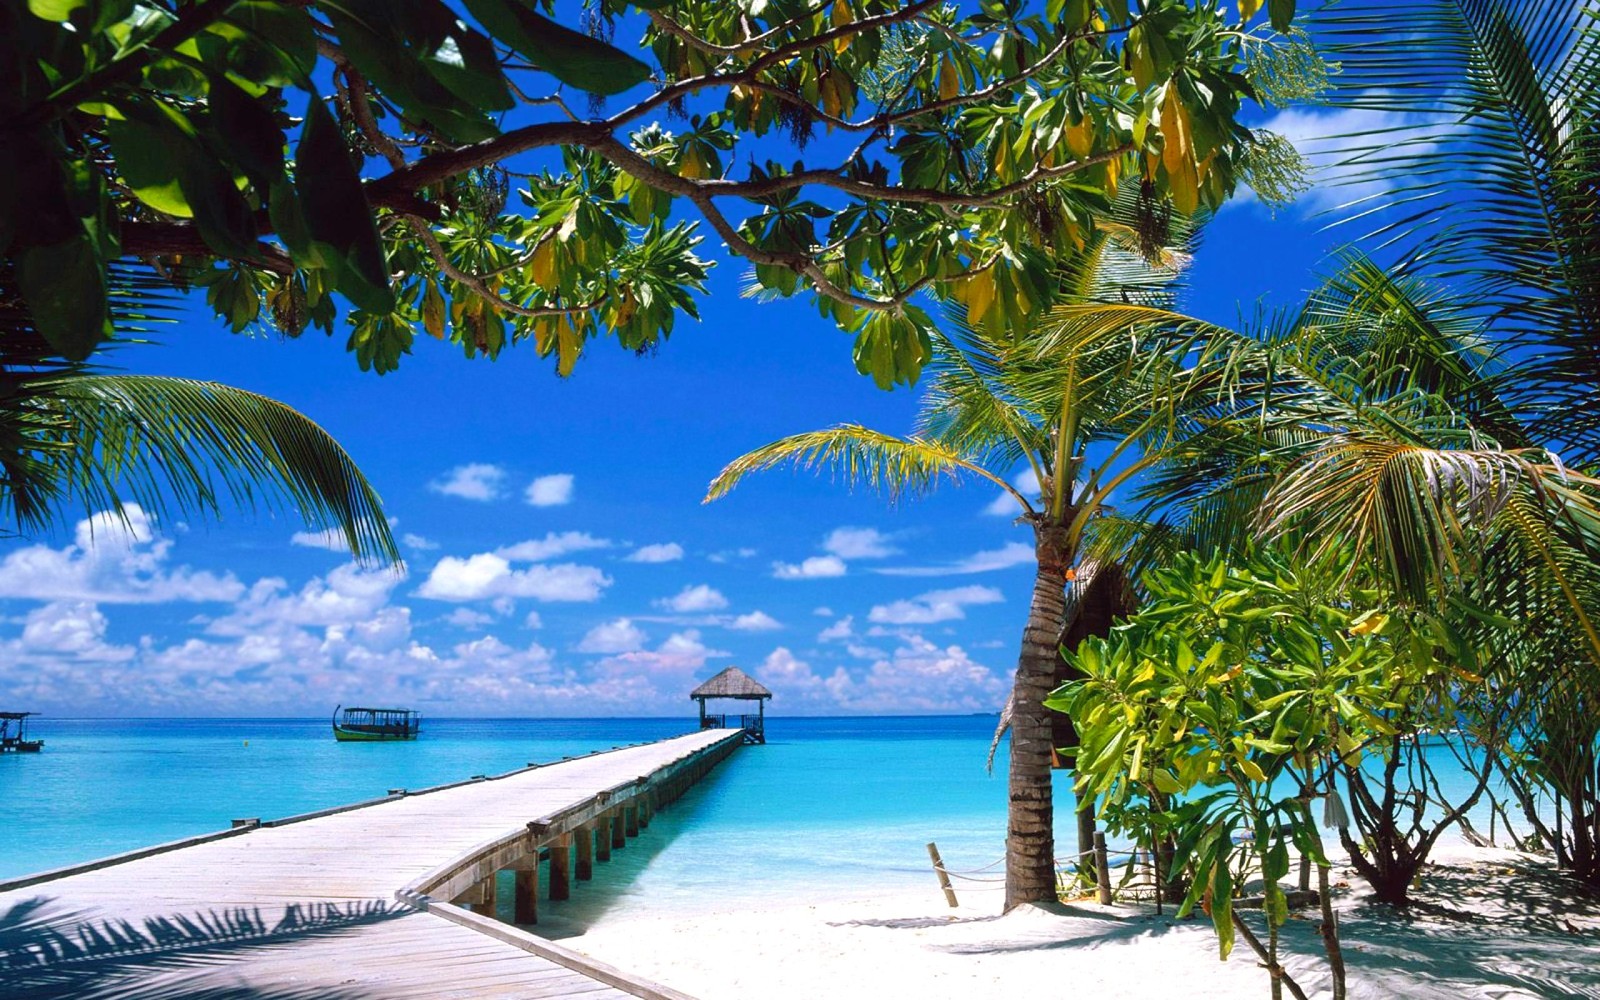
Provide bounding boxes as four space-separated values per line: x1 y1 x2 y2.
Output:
0 715 1505 925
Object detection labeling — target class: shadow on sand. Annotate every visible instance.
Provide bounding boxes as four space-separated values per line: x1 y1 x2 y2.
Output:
0 895 408 1000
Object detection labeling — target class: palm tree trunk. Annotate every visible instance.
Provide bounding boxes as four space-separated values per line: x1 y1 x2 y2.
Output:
1005 520 1072 909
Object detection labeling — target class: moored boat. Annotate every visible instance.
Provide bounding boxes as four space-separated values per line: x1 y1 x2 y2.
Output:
0 712 43 753
332 705 421 742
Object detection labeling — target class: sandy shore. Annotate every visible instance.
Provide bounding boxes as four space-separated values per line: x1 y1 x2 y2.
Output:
565 845 1600 1000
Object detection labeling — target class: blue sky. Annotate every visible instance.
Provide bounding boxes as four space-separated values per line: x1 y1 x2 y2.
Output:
0 103 1365 719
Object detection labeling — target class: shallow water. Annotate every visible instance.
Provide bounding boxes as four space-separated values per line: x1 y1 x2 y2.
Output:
0 716 1517 926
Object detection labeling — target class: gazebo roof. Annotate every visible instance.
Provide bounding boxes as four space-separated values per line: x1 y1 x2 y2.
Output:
689 666 772 701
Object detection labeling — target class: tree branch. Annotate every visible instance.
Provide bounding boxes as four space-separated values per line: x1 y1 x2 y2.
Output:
122 221 294 276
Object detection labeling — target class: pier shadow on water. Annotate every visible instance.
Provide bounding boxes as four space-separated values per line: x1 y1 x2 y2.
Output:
0 895 407 1000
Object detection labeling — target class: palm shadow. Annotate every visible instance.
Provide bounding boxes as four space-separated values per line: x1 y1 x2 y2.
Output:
0 895 407 1000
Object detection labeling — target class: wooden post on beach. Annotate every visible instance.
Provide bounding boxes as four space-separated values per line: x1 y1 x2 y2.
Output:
596 815 612 861
575 823 594 880
926 842 959 908
1093 832 1113 905
513 865 537 924
549 834 572 901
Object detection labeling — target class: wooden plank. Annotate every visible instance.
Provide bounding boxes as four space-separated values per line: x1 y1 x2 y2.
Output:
0 729 742 1000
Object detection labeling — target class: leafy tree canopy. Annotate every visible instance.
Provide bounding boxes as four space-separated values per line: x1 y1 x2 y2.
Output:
3 0 1297 386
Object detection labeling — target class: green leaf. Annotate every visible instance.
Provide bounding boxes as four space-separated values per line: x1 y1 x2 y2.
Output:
295 97 393 314
104 114 192 217
224 1 317 82
1211 862 1235 959
17 235 111 360
458 0 650 95
1267 0 1294 32
207 77 285 187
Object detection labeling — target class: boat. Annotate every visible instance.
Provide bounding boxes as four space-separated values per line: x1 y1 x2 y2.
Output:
332 705 421 742
0 712 43 753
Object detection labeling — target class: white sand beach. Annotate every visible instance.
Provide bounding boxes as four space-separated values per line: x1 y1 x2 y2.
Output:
569 845 1600 1000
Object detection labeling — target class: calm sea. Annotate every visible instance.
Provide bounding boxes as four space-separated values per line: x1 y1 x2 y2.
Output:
0 715 1506 925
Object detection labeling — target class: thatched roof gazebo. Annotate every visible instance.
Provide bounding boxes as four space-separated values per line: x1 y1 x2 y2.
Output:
690 666 772 744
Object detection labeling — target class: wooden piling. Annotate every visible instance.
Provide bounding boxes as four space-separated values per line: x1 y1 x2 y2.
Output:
513 866 537 924
611 808 627 849
926 842 959 908
471 874 499 918
624 803 639 838
638 792 651 829
595 814 612 861
575 823 594 880
549 835 571 901
1093 832 1113 905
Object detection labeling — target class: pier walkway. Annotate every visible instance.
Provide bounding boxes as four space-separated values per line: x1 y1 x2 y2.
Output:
0 728 743 1000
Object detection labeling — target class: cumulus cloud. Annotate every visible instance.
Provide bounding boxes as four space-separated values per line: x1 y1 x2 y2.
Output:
0 506 243 605
524 474 575 507
495 532 612 562
818 616 855 642
822 527 898 560
208 563 404 634
576 618 648 654
984 468 1042 516
833 635 1006 713
656 584 729 613
523 610 543 629
402 533 439 551
627 542 684 563
868 585 1004 625
708 548 758 563
430 463 506 501
1243 106 1427 213
17 601 135 662
290 528 350 552
729 610 782 632
772 555 847 580
877 541 1034 577
444 608 493 629
416 554 610 602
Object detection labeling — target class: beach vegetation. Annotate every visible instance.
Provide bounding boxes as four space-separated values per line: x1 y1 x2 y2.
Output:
4 0 1291 385
0 279 398 559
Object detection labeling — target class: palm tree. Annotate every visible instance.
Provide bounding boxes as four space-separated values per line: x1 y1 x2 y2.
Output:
2 270 398 562
704 214 1201 907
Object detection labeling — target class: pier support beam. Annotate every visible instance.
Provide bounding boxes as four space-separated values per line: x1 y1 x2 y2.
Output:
596 815 612 861
576 823 594 880
513 865 538 924
611 808 626 849
467 875 498 919
638 792 652 829
549 835 571 901
624 803 639 838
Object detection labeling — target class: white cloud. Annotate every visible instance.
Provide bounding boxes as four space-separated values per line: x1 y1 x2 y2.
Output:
708 547 758 563
524 473 575 507
813 606 834 617
1242 107 1426 214
984 468 1042 516
445 608 493 629
208 563 404 634
627 542 684 563
496 531 612 562
17 601 134 662
822 527 898 560
772 555 847 580
0 506 243 605
729 610 782 632
416 554 610 602
818 616 854 642
402 533 439 551
523 610 543 629
868 585 1004 625
430 463 506 501
656 584 729 613
290 528 349 552
877 541 1035 577
577 618 648 654
832 635 1007 713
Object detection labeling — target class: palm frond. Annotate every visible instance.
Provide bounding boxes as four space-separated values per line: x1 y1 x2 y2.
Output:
704 424 1023 509
18 375 399 565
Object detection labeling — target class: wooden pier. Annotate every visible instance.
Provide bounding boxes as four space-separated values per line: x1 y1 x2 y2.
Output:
0 728 743 1000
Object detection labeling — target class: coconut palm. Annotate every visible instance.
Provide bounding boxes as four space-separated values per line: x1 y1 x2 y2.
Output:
705 209 1204 907
1304 0 1600 466
2 271 398 562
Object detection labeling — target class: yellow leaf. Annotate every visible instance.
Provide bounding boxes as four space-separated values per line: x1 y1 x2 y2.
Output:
1160 84 1199 214
1239 0 1263 20
939 54 959 102
1349 611 1389 636
420 279 445 338
1237 758 1268 783
1065 117 1094 159
960 268 996 324
832 0 854 53
529 239 557 290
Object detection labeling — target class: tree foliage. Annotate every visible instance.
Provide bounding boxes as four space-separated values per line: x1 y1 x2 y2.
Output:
3 0 1295 384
